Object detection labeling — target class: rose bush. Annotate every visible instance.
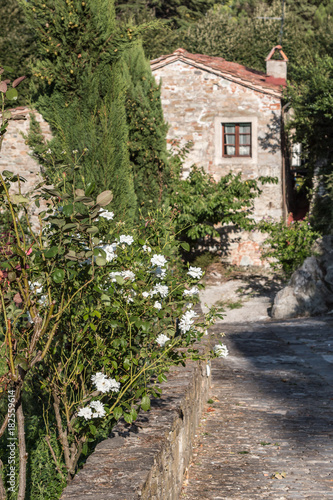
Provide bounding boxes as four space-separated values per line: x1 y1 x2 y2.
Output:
0 144 219 497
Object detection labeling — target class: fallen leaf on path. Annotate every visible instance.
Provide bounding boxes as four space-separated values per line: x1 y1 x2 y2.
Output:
271 472 286 479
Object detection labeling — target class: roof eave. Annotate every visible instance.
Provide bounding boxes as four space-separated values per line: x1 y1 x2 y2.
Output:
151 55 284 98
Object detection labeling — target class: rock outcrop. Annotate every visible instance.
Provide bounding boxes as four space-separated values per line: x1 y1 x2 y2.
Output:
272 236 333 319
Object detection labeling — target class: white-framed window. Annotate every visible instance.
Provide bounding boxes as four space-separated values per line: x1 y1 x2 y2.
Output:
214 116 258 164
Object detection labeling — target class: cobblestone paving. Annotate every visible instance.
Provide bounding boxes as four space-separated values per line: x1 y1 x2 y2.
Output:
181 317 333 499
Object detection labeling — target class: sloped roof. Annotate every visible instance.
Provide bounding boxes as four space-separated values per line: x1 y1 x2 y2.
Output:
151 48 286 98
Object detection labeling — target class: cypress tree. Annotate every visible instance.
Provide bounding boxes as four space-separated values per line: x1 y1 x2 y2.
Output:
20 0 139 220
0 0 33 106
122 43 170 214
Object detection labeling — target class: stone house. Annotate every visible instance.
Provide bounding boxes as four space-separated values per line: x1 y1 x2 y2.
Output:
151 46 290 266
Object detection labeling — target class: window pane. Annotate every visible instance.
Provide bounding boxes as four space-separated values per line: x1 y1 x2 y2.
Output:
226 146 235 155
239 124 251 133
224 125 235 133
239 134 250 145
239 146 250 156
225 135 235 145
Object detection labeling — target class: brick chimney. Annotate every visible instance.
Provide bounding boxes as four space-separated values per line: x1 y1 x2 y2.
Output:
265 45 288 81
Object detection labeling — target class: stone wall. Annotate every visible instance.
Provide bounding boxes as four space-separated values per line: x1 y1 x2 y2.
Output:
0 107 51 228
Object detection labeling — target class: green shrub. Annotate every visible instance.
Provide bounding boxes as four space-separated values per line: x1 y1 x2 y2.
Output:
258 217 321 276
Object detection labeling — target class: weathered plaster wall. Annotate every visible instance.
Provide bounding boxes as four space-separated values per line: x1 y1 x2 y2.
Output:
153 60 284 265
0 107 51 228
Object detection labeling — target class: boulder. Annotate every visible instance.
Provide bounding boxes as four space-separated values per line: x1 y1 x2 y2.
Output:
272 255 332 319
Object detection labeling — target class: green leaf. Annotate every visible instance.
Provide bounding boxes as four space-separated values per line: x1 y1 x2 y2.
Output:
82 442 89 456
113 407 123 420
15 356 28 371
52 269 65 283
130 408 138 421
123 358 131 370
95 256 106 266
6 88 18 100
44 246 58 258
140 321 150 333
89 423 97 435
74 196 93 204
96 190 113 207
141 395 150 411
115 275 124 285
13 245 25 257
180 241 190 252
86 226 99 234
10 194 29 204
101 293 111 304
2 170 13 178
85 182 96 197
62 204 74 217
123 413 133 424
158 373 167 383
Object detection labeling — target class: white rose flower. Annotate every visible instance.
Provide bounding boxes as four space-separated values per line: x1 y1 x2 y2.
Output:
142 244 152 252
187 266 203 279
183 286 199 297
99 210 114 220
150 254 167 267
179 309 197 334
91 372 120 393
29 281 47 305
154 301 162 310
156 334 170 347
90 401 106 418
152 284 169 298
142 291 150 298
119 235 134 245
30 281 43 295
121 270 135 281
109 378 121 392
213 344 229 358
78 407 93 420
98 243 117 262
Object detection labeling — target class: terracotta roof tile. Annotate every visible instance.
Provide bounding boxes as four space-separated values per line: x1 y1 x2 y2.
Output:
151 48 286 96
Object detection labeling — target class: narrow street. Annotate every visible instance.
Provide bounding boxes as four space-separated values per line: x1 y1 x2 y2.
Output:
181 317 333 499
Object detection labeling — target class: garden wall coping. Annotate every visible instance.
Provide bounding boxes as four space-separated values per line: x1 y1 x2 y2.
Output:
61 359 211 500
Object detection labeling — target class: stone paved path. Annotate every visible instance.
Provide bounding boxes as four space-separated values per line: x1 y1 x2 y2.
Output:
181 317 333 499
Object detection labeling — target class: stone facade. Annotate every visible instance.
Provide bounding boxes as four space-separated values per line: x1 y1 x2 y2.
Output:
0 107 51 228
151 49 288 265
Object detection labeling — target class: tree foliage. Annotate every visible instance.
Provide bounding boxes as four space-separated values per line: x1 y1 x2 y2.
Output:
286 55 333 232
181 0 333 78
20 0 156 220
122 43 171 213
0 0 32 106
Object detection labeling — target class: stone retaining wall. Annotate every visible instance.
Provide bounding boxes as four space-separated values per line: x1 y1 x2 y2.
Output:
61 359 210 500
